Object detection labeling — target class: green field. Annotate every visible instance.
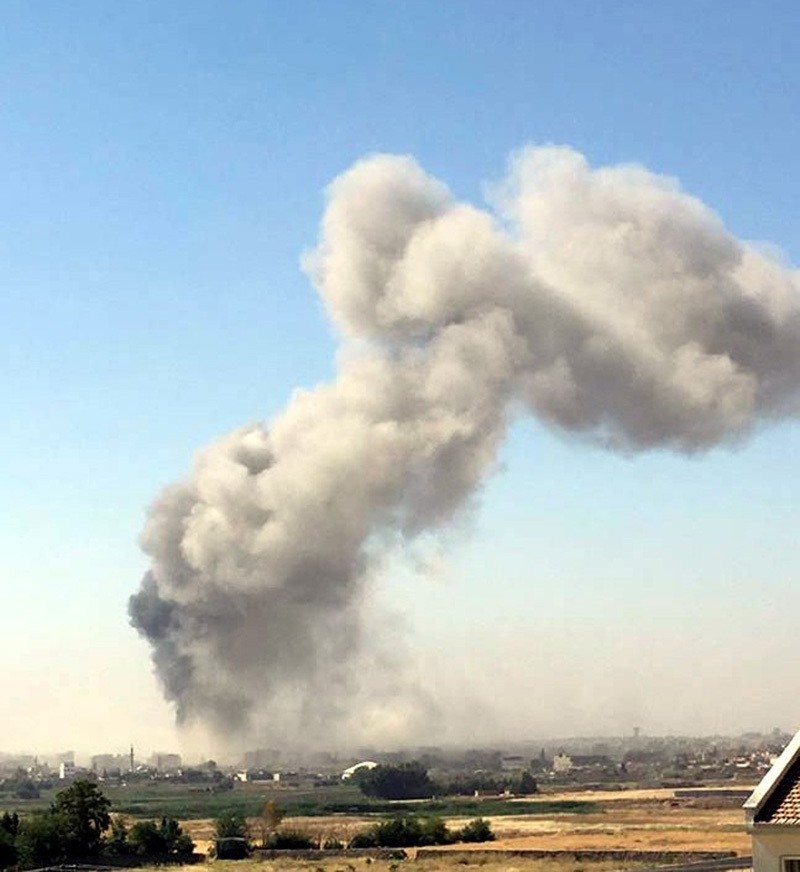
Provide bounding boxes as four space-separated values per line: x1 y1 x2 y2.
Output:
0 780 597 821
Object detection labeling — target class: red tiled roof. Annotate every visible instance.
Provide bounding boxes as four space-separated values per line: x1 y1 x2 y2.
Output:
756 755 800 824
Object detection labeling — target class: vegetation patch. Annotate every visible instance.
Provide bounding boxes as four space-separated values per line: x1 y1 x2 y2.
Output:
0 780 196 870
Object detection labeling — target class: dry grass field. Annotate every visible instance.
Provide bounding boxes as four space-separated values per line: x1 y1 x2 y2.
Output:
436 789 750 854
177 785 752 870
147 857 653 872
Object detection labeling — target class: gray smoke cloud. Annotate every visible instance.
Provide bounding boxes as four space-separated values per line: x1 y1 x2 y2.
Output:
129 146 800 747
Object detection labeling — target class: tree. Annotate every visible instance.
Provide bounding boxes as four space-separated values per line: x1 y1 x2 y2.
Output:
350 815 453 849
518 770 539 794
14 780 40 800
52 779 111 857
127 820 165 857
0 813 19 870
0 815 18 840
356 762 434 800
348 830 379 848
214 811 248 840
258 799 284 847
374 816 424 847
160 817 195 859
16 812 68 866
126 817 194 859
420 816 450 845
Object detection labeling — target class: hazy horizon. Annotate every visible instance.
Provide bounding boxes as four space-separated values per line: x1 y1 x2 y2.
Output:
2 725 792 767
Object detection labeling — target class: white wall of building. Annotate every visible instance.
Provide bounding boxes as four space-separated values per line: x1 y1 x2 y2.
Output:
752 829 800 872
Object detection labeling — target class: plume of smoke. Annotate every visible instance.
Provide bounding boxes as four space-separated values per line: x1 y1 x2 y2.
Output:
129 146 800 746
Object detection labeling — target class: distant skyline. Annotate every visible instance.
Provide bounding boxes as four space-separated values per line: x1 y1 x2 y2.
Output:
1 724 792 770
2 1 800 757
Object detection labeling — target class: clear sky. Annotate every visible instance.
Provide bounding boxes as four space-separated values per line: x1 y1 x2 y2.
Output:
2 0 799 760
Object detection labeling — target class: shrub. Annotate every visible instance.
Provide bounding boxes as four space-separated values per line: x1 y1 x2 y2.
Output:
420 816 451 845
374 815 424 847
348 830 379 848
14 781 40 800
126 816 194 858
15 812 68 866
357 815 453 848
128 820 164 856
258 799 285 847
0 830 17 870
104 818 129 856
214 810 248 839
456 817 495 843
0 810 19 864
266 829 315 849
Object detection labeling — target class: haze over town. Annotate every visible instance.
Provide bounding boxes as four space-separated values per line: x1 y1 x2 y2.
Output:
3 2 800 759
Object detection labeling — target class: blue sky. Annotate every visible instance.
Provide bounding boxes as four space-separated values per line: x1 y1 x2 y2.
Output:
2 1 799 758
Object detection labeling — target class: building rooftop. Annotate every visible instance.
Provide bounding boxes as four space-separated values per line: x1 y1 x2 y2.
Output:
755 755 800 825
745 729 800 827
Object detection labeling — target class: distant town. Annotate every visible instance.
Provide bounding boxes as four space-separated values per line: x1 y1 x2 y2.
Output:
1 728 791 797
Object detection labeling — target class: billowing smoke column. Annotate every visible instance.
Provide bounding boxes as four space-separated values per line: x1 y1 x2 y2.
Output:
130 146 800 745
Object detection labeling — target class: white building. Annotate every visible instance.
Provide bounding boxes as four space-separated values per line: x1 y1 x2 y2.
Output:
341 761 378 780
745 730 800 872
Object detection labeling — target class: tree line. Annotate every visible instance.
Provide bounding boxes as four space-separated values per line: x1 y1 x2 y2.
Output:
348 814 494 848
354 761 538 799
211 802 494 856
0 780 194 869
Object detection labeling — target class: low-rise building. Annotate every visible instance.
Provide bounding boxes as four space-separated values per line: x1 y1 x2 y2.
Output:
745 730 800 872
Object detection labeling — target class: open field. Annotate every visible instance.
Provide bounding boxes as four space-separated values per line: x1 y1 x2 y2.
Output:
0 781 598 820
0 781 753 869
139 859 654 872
176 786 752 860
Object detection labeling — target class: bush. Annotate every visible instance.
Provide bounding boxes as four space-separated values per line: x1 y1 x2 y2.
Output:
14 781 40 800
104 818 129 857
420 816 451 845
374 815 424 847
348 830 379 848
0 828 17 870
266 829 315 849
160 817 195 859
214 810 248 840
439 773 506 796
355 815 453 848
0 812 19 869
126 817 194 858
456 817 495 843
0 782 197 868
15 812 68 866
127 820 164 856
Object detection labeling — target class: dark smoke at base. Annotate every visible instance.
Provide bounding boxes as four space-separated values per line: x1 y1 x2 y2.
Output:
129 146 800 748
